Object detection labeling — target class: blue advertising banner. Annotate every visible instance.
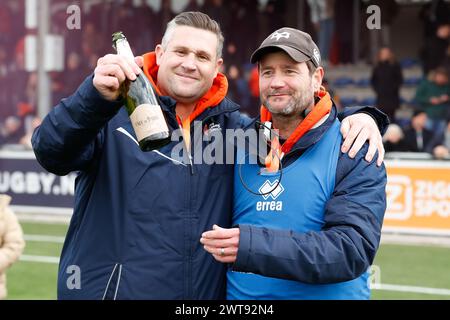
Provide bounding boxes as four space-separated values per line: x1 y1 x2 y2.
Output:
0 150 76 214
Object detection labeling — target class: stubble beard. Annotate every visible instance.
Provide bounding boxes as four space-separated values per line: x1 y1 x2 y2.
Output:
263 86 315 117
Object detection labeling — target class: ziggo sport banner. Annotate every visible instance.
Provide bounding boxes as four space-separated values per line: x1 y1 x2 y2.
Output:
384 160 450 235
0 150 76 214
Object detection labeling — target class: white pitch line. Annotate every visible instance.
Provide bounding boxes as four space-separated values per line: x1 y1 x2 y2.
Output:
20 255 59 264
17 253 450 297
24 235 65 243
372 283 450 296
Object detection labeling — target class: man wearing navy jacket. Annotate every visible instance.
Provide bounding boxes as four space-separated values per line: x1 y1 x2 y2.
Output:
201 28 387 300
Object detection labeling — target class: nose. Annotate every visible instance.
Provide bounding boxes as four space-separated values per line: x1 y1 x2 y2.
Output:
181 53 197 72
269 74 286 89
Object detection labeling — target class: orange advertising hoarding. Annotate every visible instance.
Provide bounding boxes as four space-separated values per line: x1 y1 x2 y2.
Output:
384 160 450 235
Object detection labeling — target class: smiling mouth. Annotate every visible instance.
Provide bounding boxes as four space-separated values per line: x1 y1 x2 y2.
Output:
269 94 290 98
176 73 198 80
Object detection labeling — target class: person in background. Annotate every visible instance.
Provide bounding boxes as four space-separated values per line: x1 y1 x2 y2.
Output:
307 0 335 67
431 119 450 159
0 194 25 300
401 109 440 153
322 78 342 112
421 23 450 75
383 123 405 152
371 47 403 123
419 0 450 40
415 66 450 137
0 116 23 146
19 116 42 150
368 0 399 63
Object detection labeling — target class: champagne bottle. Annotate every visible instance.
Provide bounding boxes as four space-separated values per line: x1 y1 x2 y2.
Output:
112 31 170 151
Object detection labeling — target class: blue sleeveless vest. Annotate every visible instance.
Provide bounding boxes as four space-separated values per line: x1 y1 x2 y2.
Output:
228 119 370 300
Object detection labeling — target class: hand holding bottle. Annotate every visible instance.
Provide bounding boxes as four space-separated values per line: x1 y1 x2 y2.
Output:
93 54 144 101
110 31 170 151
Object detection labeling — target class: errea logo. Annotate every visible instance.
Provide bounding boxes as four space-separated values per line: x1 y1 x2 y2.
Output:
259 180 284 200
270 31 290 41
257 180 284 212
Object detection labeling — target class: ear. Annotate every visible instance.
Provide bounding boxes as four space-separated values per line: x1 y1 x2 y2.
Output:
155 44 164 66
214 58 224 77
312 67 324 92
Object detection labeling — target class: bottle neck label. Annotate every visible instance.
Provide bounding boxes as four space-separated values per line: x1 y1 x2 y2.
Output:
116 38 135 63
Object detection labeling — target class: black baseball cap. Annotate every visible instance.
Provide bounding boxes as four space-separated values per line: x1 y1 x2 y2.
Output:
250 27 321 67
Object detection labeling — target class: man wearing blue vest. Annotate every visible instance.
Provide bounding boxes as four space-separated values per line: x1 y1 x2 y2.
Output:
201 27 387 299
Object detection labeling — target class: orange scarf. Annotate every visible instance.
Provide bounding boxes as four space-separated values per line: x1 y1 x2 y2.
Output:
261 90 332 172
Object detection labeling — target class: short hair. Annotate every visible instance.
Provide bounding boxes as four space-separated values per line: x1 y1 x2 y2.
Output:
161 11 224 59
413 109 426 118
305 60 317 76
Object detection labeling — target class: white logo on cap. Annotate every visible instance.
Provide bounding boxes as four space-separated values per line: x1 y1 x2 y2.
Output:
313 48 321 65
270 31 290 41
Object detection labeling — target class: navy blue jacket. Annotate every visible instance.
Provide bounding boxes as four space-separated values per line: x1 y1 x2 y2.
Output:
233 106 387 284
32 74 387 299
32 76 242 299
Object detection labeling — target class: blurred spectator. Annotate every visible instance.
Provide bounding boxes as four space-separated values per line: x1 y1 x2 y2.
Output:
260 0 286 44
419 0 450 40
203 0 231 30
371 47 403 122
334 0 355 64
248 65 260 115
226 0 260 64
401 110 440 153
0 1 12 47
224 42 240 68
19 116 42 150
8 0 25 48
9 37 31 119
158 0 176 41
433 144 449 159
307 0 335 66
85 0 115 52
443 44 450 76
431 119 450 159
322 78 342 112
0 116 23 146
0 45 10 119
383 123 405 152
0 194 25 300
415 67 450 136
184 0 200 12
368 0 399 64
227 65 254 117
420 23 450 75
81 22 106 59
117 0 139 39
135 1 158 54
60 52 90 99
